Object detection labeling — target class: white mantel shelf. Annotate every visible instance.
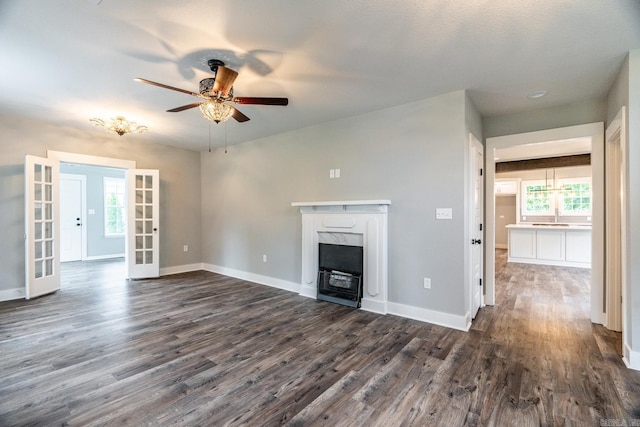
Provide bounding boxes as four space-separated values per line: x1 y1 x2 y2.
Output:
292 200 391 207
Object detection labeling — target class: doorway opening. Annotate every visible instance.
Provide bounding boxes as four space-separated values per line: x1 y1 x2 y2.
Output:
485 123 605 326
59 163 127 286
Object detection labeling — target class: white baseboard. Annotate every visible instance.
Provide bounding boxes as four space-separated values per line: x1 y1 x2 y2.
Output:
84 254 125 261
202 263 301 294
623 343 640 371
0 287 25 302
160 263 204 276
200 266 466 331
387 301 469 331
360 298 388 315
299 284 316 299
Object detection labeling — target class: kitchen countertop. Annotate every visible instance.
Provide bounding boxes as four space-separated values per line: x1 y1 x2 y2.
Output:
506 223 592 230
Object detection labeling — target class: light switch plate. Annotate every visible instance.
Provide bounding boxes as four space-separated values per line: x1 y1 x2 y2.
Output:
435 208 453 220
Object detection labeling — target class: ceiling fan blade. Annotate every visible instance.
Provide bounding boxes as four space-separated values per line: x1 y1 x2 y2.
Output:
134 78 201 97
212 66 238 96
232 107 250 122
232 97 289 106
167 102 202 112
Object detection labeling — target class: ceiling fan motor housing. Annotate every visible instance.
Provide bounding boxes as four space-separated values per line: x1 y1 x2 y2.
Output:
199 78 233 98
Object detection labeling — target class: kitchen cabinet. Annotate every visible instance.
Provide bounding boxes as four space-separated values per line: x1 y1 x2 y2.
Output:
495 179 518 196
506 224 591 268
508 228 536 259
536 230 565 261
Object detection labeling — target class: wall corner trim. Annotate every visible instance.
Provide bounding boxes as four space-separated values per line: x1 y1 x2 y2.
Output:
623 344 640 371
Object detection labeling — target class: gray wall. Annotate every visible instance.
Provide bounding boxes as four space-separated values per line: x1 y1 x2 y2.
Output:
629 50 640 359
607 50 639 358
60 164 126 258
483 99 607 139
201 90 476 317
495 196 516 247
0 115 203 291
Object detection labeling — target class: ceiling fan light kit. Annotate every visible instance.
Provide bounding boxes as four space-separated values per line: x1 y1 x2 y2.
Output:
89 116 148 136
136 59 288 124
199 101 235 123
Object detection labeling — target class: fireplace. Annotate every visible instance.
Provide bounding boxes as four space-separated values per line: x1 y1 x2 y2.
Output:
317 242 363 307
292 200 390 314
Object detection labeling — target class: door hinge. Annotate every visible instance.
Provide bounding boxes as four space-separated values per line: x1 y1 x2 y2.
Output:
479 223 483 231
479 278 483 287
479 168 483 176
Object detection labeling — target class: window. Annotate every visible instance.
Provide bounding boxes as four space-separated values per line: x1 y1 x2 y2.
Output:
520 177 592 217
521 180 553 215
559 178 591 216
104 177 126 236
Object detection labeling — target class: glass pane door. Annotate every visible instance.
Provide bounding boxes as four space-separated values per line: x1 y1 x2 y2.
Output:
127 169 159 279
25 155 60 298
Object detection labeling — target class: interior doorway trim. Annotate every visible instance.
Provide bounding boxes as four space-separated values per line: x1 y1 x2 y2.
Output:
605 107 629 364
48 151 136 169
485 123 605 325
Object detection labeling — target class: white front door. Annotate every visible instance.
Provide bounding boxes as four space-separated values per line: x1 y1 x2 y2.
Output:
470 136 484 318
60 174 85 262
25 155 60 298
127 169 160 279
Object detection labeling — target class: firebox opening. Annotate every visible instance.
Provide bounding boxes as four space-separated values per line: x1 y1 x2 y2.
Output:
317 243 363 308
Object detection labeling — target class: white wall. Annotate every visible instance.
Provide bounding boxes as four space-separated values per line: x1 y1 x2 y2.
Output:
201 90 476 322
0 115 203 294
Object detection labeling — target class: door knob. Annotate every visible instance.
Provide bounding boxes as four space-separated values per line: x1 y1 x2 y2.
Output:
471 239 482 245
76 223 82 226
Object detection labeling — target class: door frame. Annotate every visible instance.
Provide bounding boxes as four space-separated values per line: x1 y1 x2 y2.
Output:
60 173 87 262
47 151 136 274
605 107 627 336
485 123 605 324
468 133 484 319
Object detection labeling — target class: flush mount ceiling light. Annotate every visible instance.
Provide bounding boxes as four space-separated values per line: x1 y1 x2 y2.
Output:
527 90 548 99
199 100 235 124
89 116 148 136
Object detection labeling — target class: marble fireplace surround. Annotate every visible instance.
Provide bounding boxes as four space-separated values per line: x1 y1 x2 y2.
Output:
292 200 390 314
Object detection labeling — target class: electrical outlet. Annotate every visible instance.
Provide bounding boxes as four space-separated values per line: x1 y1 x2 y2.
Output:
329 169 335 178
183 245 188 252
263 254 267 262
423 278 431 289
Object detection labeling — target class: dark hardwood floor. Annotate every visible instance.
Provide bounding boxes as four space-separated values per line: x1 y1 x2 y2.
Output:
1 252 639 426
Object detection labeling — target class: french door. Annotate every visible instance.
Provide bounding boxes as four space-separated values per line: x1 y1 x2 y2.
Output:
25 155 60 298
127 169 160 279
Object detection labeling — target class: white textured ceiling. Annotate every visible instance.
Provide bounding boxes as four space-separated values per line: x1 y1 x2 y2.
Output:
0 0 638 151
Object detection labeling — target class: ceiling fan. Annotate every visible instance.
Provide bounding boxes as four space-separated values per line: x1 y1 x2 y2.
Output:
135 59 288 124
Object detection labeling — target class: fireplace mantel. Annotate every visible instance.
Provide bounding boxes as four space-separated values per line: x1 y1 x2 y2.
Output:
292 200 391 207
293 200 390 314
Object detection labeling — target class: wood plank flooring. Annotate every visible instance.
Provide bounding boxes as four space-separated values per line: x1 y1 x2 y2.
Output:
1 252 639 426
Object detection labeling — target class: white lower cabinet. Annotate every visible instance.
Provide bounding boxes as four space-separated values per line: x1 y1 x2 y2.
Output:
565 231 591 263
507 225 591 268
509 229 536 259
536 230 565 261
